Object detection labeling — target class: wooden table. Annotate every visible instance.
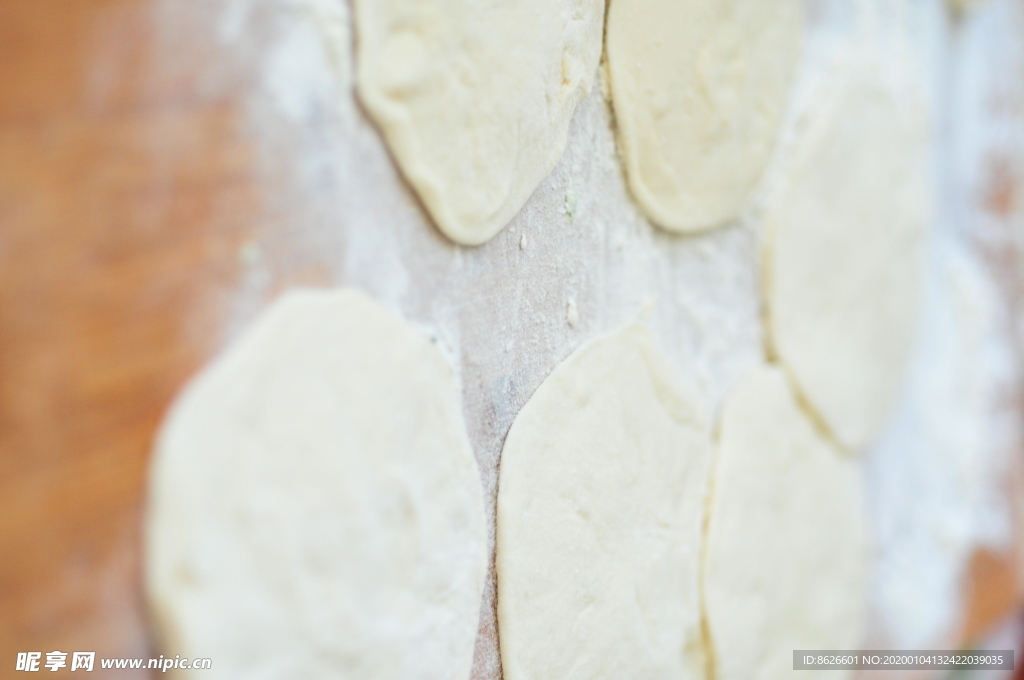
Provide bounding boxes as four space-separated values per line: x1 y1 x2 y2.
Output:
2 1 1022 678
1 1 272 674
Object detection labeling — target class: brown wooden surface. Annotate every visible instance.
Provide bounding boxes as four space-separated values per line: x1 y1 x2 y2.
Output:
0 1 273 675
1 1 1022 678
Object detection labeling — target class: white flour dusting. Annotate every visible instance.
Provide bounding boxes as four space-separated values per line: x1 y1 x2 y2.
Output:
151 0 1023 671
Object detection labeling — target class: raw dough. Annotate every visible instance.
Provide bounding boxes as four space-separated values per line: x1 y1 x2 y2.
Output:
497 325 710 680
704 365 869 680
355 0 605 245
606 0 802 233
146 289 487 680
763 71 928 451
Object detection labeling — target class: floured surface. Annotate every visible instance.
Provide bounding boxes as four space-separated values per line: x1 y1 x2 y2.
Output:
606 0 802 233
496 325 709 680
865 0 1024 648
146 289 487 679
867 240 1014 646
353 0 605 245
704 365 869 680
136 0 1024 675
5 0 1024 673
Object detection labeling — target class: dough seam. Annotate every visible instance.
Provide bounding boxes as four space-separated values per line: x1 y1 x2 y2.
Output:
761 200 856 453
697 439 721 680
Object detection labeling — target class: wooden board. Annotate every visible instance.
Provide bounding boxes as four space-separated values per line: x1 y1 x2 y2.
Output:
0 1 268 674
2 1 1023 678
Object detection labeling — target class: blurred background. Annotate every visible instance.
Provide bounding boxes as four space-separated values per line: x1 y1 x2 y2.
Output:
4 0 1024 678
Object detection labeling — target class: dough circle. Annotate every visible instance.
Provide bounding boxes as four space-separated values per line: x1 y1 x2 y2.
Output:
606 0 802 233
764 72 928 451
146 289 487 680
497 325 710 680
354 0 605 245
704 365 868 680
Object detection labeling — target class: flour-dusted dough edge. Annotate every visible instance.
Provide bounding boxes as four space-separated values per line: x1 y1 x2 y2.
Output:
606 0 803 234
761 66 929 452
354 0 605 245
497 324 710 680
146 288 487 679
703 365 869 680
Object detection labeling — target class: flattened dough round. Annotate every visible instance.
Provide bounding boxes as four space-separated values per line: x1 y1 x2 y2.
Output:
497 326 710 680
607 0 802 232
705 365 868 680
764 73 928 451
146 289 487 680
355 0 605 245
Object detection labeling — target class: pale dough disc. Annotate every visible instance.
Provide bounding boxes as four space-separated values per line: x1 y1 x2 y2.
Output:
764 72 928 452
606 0 802 233
354 0 605 245
146 289 487 680
704 365 869 680
497 325 710 680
